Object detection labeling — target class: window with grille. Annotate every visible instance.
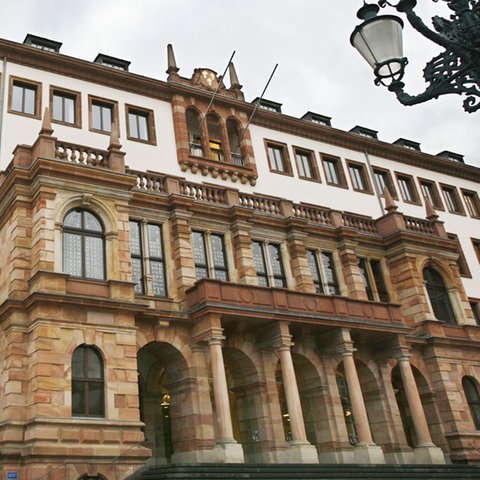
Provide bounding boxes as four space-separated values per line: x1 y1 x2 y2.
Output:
63 209 105 280
358 258 389 302
306 250 340 294
192 231 229 281
252 241 286 287
130 221 167 296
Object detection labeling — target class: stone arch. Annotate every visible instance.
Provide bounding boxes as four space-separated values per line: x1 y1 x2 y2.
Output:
391 362 445 449
292 352 327 448
222 346 264 462
137 341 196 465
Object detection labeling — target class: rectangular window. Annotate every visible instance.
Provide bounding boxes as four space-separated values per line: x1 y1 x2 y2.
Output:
462 189 480 218
306 249 340 295
358 258 389 302
396 173 419 204
9 77 41 117
252 241 287 287
347 161 372 193
192 231 228 281
126 104 156 144
419 179 443 209
90 96 118 133
266 141 291 175
51 87 81 126
447 233 471 277
372 167 397 198
130 220 166 297
441 184 464 214
321 154 347 187
470 302 480 326
294 147 319 181
472 239 480 263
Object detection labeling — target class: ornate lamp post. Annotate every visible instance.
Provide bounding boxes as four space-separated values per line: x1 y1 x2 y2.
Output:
351 1 480 112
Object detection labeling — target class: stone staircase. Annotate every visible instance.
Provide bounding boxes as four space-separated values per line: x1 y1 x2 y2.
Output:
127 463 480 480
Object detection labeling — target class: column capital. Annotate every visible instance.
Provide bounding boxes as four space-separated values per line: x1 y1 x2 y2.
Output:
206 335 226 347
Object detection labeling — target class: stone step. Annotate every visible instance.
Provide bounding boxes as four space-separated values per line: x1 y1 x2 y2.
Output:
128 463 480 480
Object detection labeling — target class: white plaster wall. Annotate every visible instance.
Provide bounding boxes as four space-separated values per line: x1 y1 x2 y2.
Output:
1 61 479 299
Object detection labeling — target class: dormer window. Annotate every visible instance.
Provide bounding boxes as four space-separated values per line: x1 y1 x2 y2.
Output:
252 97 282 113
301 111 332 127
94 54 130 71
23 34 62 52
437 150 465 163
393 138 421 151
349 125 378 140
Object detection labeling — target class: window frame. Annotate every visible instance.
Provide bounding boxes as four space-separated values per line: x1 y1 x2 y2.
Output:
63 209 106 281
346 160 373 194
321 154 348 188
252 240 287 288
125 104 156 145
89 95 118 134
462 189 480 218
130 220 167 297
50 86 81 127
395 172 420 205
462 376 480 430
265 140 293 176
372 166 398 199
441 184 465 215
306 249 340 295
293 146 321 182
72 345 105 418
471 238 480 263
418 178 444 210
358 257 390 302
8 76 42 119
192 230 229 282
423 267 457 324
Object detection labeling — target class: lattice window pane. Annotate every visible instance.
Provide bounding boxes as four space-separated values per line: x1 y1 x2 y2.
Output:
130 221 142 256
85 236 104 279
84 211 102 232
151 260 166 297
64 233 82 277
148 224 163 259
132 257 144 294
322 252 339 295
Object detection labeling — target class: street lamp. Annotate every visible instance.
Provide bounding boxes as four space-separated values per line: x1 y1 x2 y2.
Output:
351 0 480 113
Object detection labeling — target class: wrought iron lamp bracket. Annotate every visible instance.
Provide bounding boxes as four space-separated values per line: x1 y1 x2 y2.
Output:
377 0 480 112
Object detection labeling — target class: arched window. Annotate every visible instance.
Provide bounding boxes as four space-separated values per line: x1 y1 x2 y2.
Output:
206 114 224 162
423 267 456 324
63 209 105 280
72 345 105 417
186 108 203 157
227 118 244 166
462 376 480 430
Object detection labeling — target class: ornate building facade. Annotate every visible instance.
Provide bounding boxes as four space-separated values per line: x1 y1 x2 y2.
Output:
0 35 480 479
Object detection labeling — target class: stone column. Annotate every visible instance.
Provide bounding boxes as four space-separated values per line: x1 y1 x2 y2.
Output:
336 329 384 464
277 343 308 443
207 335 235 442
341 349 374 446
274 331 318 463
206 334 244 463
397 354 445 464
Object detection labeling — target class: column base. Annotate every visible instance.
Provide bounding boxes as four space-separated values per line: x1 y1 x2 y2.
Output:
384 450 415 464
353 444 385 464
172 441 244 464
284 442 319 463
414 444 445 464
318 450 355 464
212 441 245 463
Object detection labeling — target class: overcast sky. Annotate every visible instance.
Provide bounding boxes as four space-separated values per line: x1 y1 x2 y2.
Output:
2 1 479 167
